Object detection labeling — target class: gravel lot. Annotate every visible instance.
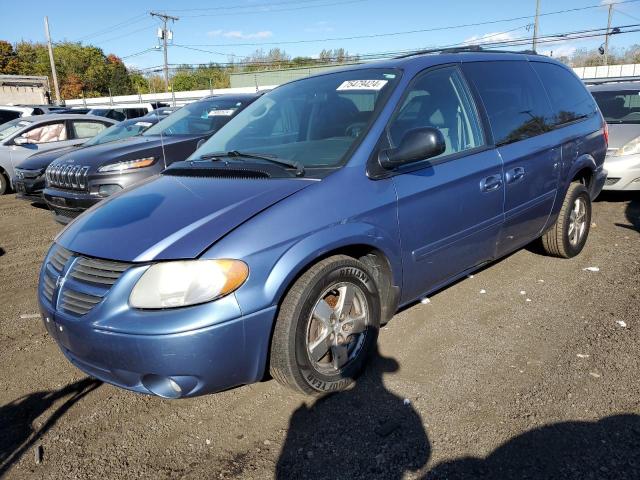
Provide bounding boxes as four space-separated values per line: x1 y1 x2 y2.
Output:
0 193 638 479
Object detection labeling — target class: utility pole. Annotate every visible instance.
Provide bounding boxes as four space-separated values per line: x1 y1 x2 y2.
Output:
150 11 178 93
532 0 541 52
604 2 614 66
43 16 61 105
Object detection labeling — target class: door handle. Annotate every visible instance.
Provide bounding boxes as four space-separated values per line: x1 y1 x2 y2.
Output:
480 174 503 193
505 167 525 184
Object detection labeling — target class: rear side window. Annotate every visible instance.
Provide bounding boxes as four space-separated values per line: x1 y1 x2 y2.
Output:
532 62 597 126
0 110 20 124
463 61 553 146
71 120 109 139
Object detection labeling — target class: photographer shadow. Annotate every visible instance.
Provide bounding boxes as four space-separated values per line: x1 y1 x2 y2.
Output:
0 377 101 476
276 345 430 480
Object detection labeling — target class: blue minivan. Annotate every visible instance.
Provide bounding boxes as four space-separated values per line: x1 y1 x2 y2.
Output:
38 50 607 398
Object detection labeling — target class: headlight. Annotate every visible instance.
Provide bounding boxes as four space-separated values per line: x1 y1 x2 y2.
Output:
98 157 155 173
614 136 640 156
129 259 249 309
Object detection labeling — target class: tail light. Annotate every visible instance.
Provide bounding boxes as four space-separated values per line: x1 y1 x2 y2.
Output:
603 121 609 148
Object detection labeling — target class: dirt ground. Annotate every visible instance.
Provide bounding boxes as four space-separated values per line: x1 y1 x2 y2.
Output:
0 192 638 480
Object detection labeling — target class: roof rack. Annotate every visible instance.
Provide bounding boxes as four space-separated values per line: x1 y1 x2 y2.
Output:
582 76 640 85
394 45 538 59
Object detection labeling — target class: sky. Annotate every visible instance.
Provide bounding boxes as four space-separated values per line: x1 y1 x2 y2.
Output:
1 0 639 72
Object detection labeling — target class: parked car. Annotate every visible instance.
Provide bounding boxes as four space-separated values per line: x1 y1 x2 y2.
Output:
38 50 606 398
0 106 34 125
43 93 261 223
0 114 115 195
588 81 640 191
51 108 91 115
14 116 160 203
87 103 157 121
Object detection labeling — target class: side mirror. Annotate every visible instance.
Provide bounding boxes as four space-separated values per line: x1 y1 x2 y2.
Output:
13 136 30 146
378 127 446 169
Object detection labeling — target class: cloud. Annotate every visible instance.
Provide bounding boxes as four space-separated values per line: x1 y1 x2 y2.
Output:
463 31 516 46
540 44 578 58
207 30 273 40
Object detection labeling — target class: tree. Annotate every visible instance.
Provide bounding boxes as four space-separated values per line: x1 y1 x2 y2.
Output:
0 40 20 74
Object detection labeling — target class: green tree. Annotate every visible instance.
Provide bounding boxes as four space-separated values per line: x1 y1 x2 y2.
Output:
0 40 20 74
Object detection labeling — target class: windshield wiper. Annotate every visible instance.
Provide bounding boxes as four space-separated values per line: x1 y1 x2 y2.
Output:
200 150 305 176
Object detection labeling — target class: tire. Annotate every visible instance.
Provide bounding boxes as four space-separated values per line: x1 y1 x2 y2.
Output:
0 172 8 195
541 182 592 258
269 255 381 395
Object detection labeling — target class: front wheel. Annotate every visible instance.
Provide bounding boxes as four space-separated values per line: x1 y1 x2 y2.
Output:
0 172 8 195
269 255 381 395
541 182 592 258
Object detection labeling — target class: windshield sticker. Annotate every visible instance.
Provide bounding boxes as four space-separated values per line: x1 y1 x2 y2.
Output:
336 80 388 91
208 109 236 116
134 121 153 127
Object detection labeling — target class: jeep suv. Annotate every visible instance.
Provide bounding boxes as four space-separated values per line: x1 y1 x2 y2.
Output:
38 49 606 398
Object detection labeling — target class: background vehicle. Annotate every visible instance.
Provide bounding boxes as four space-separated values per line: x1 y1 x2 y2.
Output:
14 116 160 203
87 103 156 121
38 51 607 399
0 114 115 195
43 93 261 223
0 106 34 125
589 81 640 191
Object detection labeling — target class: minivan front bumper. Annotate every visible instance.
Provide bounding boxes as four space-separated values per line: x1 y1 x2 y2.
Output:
39 299 277 398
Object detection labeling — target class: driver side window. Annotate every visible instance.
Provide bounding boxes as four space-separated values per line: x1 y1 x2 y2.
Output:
387 66 484 159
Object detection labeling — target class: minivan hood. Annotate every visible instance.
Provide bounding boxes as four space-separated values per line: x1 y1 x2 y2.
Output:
606 123 640 149
17 143 85 171
53 135 201 169
56 174 314 262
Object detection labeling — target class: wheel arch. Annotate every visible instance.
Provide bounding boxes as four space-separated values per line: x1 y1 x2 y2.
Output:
263 225 402 319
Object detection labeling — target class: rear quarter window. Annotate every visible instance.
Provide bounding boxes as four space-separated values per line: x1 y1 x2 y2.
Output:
532 62 597 126
462 60 553 146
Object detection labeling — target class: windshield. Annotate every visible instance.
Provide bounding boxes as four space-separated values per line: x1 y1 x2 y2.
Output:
143 98 250 137
592 90 640 124
192 68 401 170
84 119 154 146
0 119 32 141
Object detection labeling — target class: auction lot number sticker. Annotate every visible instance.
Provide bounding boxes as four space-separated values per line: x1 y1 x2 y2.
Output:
336 80 388 91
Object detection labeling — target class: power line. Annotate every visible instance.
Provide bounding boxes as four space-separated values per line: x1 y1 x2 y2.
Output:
175 0 368 17
73 13 149 42
164 0 350 13
133 23 640 72
178 0 640 48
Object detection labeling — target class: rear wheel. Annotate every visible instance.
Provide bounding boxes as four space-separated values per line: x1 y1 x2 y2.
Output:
541 182 591 258
269 255 381 395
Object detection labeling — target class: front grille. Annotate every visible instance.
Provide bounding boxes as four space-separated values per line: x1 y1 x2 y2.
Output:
50 246 72 272
46 163 90 190
60 289 103 316
42 272 56 303
605 177 620 186
70 257 131 286
42 245 132 317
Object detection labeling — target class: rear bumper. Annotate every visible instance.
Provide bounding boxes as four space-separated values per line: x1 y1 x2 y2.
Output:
39 299 277 398
591 165 608 198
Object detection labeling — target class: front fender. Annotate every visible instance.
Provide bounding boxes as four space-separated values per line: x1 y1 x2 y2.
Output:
228 222 402 317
